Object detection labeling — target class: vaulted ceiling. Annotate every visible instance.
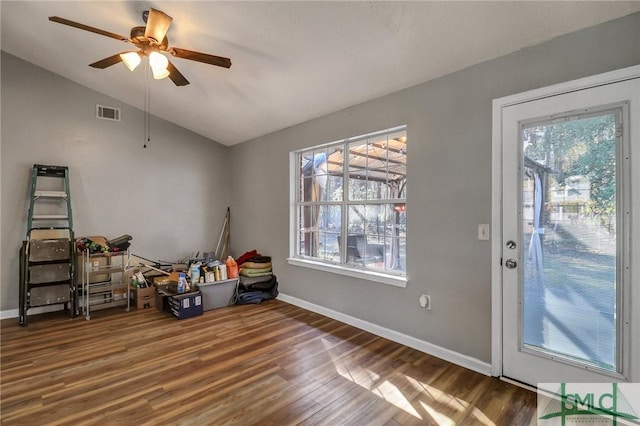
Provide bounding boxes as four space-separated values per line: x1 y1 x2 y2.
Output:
2 1 639 146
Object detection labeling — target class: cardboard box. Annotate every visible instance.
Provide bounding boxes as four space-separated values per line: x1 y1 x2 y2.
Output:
77 254 110 283
132 285 156 309
196 278 238 311
167 291 203 319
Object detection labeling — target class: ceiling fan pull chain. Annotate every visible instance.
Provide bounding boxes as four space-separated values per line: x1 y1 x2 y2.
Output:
144 60 151 148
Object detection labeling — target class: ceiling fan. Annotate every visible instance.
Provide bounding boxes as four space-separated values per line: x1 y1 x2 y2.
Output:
49 8 231 86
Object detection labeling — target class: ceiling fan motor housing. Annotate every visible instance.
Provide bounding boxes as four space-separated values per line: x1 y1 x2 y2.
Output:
130 26 168 50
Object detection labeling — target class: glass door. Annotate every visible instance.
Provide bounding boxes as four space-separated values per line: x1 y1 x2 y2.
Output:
500 76 638 385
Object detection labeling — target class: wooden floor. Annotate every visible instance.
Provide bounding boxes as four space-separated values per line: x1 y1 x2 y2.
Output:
1 300 536 425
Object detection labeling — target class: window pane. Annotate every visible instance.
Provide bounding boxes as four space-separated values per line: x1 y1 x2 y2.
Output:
300 150 314 173
326 146 344 174
346 204 386 267
387 130 407 199
297 205 315 256
348 141 367 201
385 204 407 236
385 237 406 272
301 177 314 202
318 204 341 232
522 112 618 371
301 150 327 201
325 173 343 202
389 163 406 196
349 177 367 201
343 234 385 268
312 149 329 194
366 143 388 170
366 168 389 200
364 204 386 236
299 204 341 259
348 204 366 234
319 204 341 261
315 231 341 261
300 147 345 202
348 141 367 169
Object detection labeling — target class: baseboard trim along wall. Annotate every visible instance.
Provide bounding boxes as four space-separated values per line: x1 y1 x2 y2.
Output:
1 304 63 320
1 309 19 320
277 293 492 376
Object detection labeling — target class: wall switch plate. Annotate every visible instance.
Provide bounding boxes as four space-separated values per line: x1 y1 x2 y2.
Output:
478 224 490 240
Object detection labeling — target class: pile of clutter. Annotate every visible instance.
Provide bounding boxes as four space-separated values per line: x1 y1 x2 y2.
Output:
235 249 278 304
187 256 238 285
127 249 277 309
75 235 132 254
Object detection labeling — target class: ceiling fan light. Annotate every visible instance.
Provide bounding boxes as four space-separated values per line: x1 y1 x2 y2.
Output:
149 51 169 72
120 51 141 71
152 67 170 80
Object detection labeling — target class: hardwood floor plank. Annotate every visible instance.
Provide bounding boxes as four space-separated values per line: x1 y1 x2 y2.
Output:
1 300 537 424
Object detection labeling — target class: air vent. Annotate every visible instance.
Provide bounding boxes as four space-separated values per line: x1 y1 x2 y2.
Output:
96 105 121 121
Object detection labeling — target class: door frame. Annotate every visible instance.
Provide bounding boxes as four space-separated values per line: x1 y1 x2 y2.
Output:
491 65 640 379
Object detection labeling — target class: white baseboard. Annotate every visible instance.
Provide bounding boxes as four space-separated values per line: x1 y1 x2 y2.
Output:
1 309 19 320
277 293 492 376
1 304 65 320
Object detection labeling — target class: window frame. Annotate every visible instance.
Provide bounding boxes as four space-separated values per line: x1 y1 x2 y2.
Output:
288 126 408 287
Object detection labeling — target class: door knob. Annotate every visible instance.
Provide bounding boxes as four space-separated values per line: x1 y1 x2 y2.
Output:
505 259 517 269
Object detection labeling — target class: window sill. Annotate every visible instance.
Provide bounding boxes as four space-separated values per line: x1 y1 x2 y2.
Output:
287 258 408 288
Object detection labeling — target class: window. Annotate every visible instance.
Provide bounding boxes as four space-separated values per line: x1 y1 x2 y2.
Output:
291 126 407 283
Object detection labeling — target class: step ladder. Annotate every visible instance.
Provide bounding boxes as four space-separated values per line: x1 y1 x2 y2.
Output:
27 164 73 233
20 164 76 326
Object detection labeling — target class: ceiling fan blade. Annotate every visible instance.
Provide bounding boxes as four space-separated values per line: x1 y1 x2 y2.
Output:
145 8 173 44
49 16 128 41
167 60 190 86
89 53 124 69
170 47 232 69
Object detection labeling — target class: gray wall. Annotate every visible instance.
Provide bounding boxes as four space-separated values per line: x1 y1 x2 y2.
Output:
228 13 640 363
1 52 231 311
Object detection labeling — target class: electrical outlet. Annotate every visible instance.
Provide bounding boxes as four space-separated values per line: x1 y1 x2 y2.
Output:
419 294 431 310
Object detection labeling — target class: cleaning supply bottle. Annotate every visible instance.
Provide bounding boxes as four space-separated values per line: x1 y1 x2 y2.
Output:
226 256 239 279
177 272 186 293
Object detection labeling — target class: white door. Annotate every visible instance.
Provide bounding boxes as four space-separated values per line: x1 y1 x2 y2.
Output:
498 71 640 386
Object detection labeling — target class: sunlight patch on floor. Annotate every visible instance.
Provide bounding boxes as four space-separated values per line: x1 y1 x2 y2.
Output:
406 373 497 426
321 338 498 424
372 380 422 419
470 406 497 426
420 400 455 426
322 339 422 419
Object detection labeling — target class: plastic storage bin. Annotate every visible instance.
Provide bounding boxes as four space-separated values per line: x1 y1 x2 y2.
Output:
196 278 238 311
